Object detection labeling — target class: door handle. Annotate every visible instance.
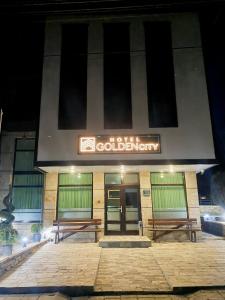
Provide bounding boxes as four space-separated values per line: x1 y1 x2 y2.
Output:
120 205 123 213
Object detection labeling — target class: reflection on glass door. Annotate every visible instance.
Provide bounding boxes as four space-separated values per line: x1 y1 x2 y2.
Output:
105 186 141 235
125 188 139 232
106 189 121 232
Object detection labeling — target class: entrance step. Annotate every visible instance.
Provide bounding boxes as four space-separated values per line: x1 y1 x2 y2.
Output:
98 235 151 248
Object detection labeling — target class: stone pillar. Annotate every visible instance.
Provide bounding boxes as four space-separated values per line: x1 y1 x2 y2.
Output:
185 172 201 227
43 172 58 229
93 172 105 238
140 171 152 237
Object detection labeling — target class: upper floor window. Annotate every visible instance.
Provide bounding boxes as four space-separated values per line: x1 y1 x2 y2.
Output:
144 22 178 128
58 24 88 130
104 23 132 129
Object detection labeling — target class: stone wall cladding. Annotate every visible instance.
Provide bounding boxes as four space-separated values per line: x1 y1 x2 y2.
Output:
140 171 152 238
185 171 201 226
93 172 104 239
43 172 58 229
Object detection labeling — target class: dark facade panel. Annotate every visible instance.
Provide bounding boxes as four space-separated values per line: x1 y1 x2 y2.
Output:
104 23 132 129
144 22 178 128
58 24 88 129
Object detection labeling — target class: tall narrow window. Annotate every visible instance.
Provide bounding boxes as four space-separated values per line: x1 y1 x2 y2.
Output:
12 139 43 222
58 173 93 219
104 23 132 129
144 22 178 128
58 24 88 129
151 172 187 219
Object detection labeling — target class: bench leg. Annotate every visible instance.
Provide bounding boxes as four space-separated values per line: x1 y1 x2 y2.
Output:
55 232 59 244
95 231 97 243
191 231 197 242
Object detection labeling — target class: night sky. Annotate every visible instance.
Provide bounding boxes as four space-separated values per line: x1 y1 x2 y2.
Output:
0 3 225 164
0 18 45 130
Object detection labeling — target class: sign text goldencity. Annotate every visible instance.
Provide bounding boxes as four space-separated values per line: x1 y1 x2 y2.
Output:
79 135 160 154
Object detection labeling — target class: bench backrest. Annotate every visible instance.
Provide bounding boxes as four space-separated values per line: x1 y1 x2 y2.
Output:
148 218 197 225
53 218 101 226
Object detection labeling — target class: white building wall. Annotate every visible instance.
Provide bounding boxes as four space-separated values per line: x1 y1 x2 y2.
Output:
37 13 215 163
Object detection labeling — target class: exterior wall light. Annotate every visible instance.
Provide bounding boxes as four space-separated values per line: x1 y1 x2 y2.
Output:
22 237 28 248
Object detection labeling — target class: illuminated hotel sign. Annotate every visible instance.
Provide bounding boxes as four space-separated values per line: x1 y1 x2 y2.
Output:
79 135 160 154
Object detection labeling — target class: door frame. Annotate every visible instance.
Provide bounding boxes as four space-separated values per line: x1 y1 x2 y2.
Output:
104 184 142 235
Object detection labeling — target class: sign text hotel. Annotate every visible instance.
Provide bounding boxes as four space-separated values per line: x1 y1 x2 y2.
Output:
79 135 160 154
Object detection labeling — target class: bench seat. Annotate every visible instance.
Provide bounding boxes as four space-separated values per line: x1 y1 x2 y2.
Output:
148 218 200 242
53 218 102 243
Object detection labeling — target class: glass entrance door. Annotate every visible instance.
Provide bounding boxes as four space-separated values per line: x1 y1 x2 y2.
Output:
105 186 141 235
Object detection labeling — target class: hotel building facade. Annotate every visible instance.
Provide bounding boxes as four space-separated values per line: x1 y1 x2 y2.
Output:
0 11 216 239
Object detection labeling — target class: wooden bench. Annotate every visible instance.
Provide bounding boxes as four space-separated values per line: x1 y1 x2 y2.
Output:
53 218 101 244
148 218 201 242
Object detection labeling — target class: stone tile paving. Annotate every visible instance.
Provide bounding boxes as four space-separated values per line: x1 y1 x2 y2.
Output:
0 243 101 288
94 248 171 292
151 240 225 288
1 238 225 294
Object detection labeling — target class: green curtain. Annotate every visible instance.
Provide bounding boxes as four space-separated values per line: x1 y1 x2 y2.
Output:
12 187 42 209
14 152 34 171
59 173 92 185
152 186 186 209
13 174 43 186
58 186 92 209
151 172 184 185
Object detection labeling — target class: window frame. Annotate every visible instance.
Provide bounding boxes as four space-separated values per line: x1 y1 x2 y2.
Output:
12 138 43 222
57 172 93 219
150 172 189 219
104 173 140 186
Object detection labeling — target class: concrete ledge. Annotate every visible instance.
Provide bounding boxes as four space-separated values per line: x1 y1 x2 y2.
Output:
99 236 151 248
0 240 48 277
202 221 225 236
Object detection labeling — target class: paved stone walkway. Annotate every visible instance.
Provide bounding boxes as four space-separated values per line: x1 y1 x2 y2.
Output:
95 248 170 292
0 238 225 293
75 290 225 299
151 240 225 288
0 243 101 289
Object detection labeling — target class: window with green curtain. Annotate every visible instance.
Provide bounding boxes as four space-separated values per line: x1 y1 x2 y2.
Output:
58 173 93 219
12 139 43 211
151 172 184 185
151 172 187 219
